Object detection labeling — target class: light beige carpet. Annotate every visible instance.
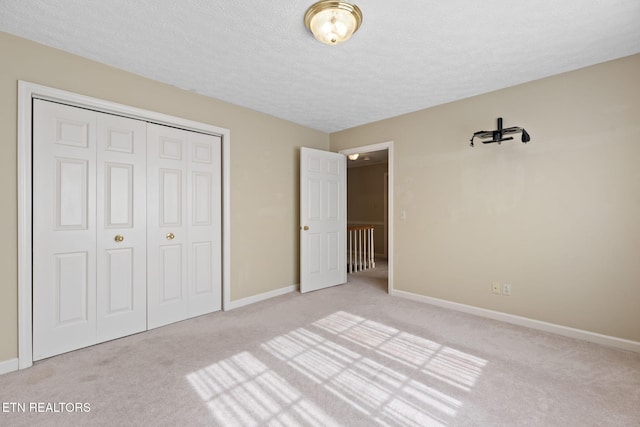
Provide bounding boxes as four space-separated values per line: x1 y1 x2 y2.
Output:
1 265 639 426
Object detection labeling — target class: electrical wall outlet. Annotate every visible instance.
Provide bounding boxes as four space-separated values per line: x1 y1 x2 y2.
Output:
502 283 512 296
492 282 501 294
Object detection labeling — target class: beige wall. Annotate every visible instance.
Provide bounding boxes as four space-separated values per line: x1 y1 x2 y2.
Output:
348 163 387 222
331 54 640 342
0 32 329 362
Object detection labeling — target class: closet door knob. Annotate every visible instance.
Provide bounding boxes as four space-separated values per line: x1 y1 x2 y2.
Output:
166 232 175 240
114 235 125 242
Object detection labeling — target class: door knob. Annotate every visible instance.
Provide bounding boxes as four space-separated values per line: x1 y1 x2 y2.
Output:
114 235 124 242
303 226 309 231
166 232 175 240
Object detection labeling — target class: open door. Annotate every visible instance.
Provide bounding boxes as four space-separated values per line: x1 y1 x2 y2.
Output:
300 147 347 293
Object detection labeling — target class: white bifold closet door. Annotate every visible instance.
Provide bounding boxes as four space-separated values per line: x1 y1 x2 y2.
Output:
146 123 221 329
33 100 221 361
33 100 147 360
96 113 148 342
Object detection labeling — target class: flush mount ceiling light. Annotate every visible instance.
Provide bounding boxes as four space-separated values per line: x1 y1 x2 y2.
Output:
304 1 363 45
347 153 360 160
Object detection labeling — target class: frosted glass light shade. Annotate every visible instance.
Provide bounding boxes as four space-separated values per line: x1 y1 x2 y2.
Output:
304 1 363 45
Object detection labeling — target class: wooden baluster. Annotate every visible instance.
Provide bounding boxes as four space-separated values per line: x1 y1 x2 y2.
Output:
355 228 359 272
363 227 367 270
358 228 362 272
358 228 361 272
361 228 365 271
365 227 370 269
349 230 353 273
350 228 354 273
366 227 370 269
370 226 375 268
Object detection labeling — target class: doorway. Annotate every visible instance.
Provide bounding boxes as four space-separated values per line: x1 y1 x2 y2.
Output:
340 142 394 294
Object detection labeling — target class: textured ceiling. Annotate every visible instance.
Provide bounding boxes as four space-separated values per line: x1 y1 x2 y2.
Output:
1 0 639 133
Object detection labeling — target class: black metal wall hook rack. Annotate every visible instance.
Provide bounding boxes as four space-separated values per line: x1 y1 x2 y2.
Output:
470 117 530 147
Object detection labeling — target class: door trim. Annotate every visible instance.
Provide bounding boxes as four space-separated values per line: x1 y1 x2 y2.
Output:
17 81 231 369
339 141 394 294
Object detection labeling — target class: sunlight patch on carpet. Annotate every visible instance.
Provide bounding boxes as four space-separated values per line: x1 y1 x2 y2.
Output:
186 351 340 427
262 327 458 426
186 311 487 425
313 311 487 391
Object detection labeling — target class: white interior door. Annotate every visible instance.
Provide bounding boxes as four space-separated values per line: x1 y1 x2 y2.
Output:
147 124 221 328
187 131 222 316
96 113 147 342
300 147 347 293
33 100 98 360
147 124 189 328
33 100 149 360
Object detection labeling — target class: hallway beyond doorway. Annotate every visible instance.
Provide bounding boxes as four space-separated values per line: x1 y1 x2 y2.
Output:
348 258 388 292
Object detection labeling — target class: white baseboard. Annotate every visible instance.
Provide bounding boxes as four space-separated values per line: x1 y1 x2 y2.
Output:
0 358 19 376
225 284 298 311
391 289 640 354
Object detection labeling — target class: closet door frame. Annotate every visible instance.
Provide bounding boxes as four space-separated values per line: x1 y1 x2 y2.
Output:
17 81 231 370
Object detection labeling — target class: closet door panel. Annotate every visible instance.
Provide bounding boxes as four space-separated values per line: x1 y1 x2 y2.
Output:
33 100 98 361
96 114 147 341
147 124 189 329
187 132 222 317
